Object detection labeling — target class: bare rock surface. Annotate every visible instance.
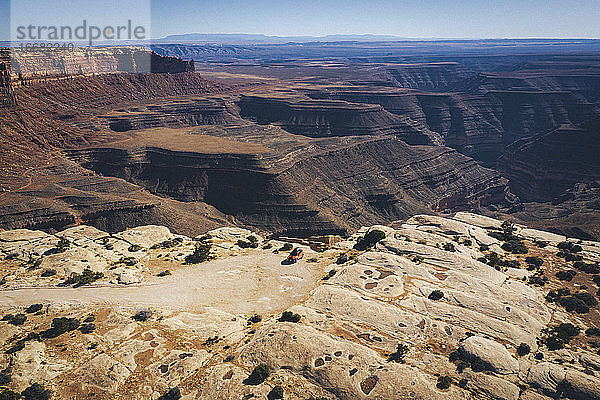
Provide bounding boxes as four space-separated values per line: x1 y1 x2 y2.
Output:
0 213 599 399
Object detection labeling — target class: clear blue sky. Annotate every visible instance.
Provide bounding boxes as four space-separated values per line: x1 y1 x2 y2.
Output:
1 0 599 40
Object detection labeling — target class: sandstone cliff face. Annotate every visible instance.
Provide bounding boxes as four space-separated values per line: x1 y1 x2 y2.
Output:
0 62 16 107
1 214 599 400
8 47 194 82
238 94 437 144
67 131 511 237
499 118 600 202
386 62 473 91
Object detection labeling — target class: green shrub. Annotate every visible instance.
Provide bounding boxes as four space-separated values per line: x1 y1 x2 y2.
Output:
502 240 528 254
388 343 409 363
336 253 348 264
237 239 258 249
557 296 590 313
248 315 262 324
278 311 301 323
268 385 284 399
428 290 444 301
25 304 42 314
517 343 531 356
354 230 386 251
525 257 543 267
555 270 577 282
436 376 452 390
573 262 600 274
157 270 171 277
244 364 270 385
55 238 70 253
443 243 456 252
128 244 142 252
132 310 152 322
41 317 80 338
21 383 51 400
185 243 212 264
0 390 19 400
322 269 337 280
0 368 10 385
79 323 96 334
40 269 56 277
7 314 26 326
62 268 103 287
586 328 600 337
458 379 468 388
157 387 181 400
542 323 580 350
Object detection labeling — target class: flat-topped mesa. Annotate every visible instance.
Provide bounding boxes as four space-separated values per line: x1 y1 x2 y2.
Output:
386 62 473 91
237 94 437 144
8 47 194 84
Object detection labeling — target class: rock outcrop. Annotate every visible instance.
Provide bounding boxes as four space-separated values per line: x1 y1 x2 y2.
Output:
1 213 599 399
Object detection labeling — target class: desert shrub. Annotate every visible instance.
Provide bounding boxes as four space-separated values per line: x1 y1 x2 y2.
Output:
128 244 142 252
502 240 528 254
322 269 336 281
562 252 583 262
132 310 152 322
21 383 51 400
244 363 270 385
437 376 452 390
41 317 80 338
157 270 171 277
558 296 590 313
573 261 600 274
502 259 521 268
354 230 386 251
586 328 600 337
556 270 577 282
534 240 548 248
525 257 544 267
336 253 348 264
462 239 473 246
62 268 103 287
267 385 284 399
542 323 580 350
517 343 531 356
5 340 25 355
442 243 456 252
278 311 301 323
262 243 273 249
528 274 548 286
6 314 26 326
185 243 212 264
237 238 258 249
0 390 19 400
479 244 490 252
535 353 544 360
280 243 293 252
485 252 502 267
574 292 597 307
157 387 181 400
40 269 56 277
558 241 574 251
83 315 95 323
25 304 42 314
428 290 444 301
248 315 262 324
0 368 10 385
458 379 468 388
388 343 409 363
150 238 183 249
79 323 96 334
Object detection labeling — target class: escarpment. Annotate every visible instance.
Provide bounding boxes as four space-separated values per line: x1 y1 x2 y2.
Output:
499 118 600 202
67 130 511 236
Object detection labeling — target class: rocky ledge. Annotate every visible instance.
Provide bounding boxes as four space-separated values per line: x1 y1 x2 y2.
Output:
0 212 599 399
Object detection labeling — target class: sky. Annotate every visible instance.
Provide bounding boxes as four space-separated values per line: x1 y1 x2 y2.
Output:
1 0 599 40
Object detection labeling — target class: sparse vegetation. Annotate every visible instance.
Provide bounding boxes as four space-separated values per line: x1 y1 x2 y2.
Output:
280 243 293 252
185 242 212 264
525 256 543 267
267 385 284 399
244 363 270 385
62 268 103 287
541 323 580 350
248 314 262 324
436 376 452 390
237 236 259 249
157 270 171 277
21 383 51 400
388 343 409 363
79 323 96 334
128 244 142 252
0 390 19 400
501 239 528 254
278 311 301 323
547 288 596 314
25 304 42 314
132 309 152 322
443 242 456 252
158 387 181 400
517 343 531 356
322 269 337 280
354 230 386 251
4 314 26 326
428 290 444 301
555 269 577 282
41 317 80 338
336 253 348 264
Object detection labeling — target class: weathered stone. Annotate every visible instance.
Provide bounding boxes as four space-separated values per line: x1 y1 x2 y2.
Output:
458 336 519 374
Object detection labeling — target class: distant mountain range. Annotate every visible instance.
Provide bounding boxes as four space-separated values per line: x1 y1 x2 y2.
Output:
156 33 415 44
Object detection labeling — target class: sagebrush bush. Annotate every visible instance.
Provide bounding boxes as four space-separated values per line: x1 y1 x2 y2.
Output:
354 230 385 251
244 364 270 385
